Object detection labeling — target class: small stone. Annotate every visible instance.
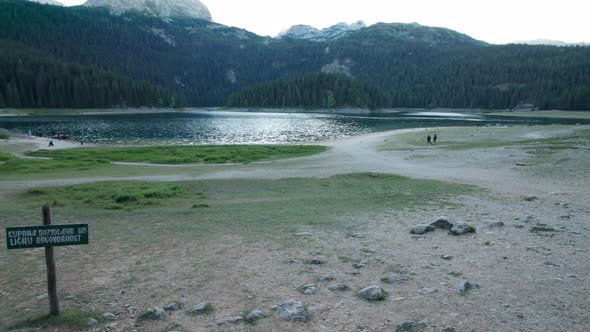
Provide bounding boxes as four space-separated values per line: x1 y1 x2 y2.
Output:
531 225 556 233
350 232 367 238
328 283 350 291
429 216 454 229
295 232 312 237
164 303 180 311
305 258 324 265
35 293 48 300
318 275 335 282
357 285 386 301
87 318 98 326
480 221 505 231
418 287 437 294
395 320 427 332
515 312 525 319
410 224 435 235
353 260 368 269
381 275 411 284
522 215 536 223
449 223 476 236
442 328 457 332
275 299 309 322
441 255 453 260
523 196 538 201
296 283 319 295
484 240 491 245
102 312 116 321
137 307 166 321
190 302 214 315
218 316 243 325
361 248 377 254
455 280 479 294
244 309 267 323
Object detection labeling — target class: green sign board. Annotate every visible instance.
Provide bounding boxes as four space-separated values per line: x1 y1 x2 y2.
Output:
6 224 88 249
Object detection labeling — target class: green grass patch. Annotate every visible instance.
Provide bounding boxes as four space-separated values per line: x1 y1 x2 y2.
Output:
0 157 109 174
27 144 327 164
23 181 187 209
7 308 99 330
0 152 13 161
0 132 8 139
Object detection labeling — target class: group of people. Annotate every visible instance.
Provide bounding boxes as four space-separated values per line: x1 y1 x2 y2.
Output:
427 133 438 145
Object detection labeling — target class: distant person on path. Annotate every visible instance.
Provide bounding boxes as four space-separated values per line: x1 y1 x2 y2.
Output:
427 134 432 145
48 140 54 147
433 133 437 144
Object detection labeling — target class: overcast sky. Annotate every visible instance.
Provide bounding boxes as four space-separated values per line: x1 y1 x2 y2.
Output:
60 0 589 44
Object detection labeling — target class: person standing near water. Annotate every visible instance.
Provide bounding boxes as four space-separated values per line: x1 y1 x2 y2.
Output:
427 135 432 145
433 133 437 144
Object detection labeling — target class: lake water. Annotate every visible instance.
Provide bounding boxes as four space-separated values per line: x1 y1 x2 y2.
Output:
0 110 587 144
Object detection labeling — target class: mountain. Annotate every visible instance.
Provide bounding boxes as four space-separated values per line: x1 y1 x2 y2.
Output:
279 21 366 42
28 0 63 5
1 0 589 110
513 39 589 47
84 0 211 20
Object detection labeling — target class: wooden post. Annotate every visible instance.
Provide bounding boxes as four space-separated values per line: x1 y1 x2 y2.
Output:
42 205 59 316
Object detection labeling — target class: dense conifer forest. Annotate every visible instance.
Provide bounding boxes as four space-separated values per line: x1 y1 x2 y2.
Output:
0 0 589 110
228 73 390 109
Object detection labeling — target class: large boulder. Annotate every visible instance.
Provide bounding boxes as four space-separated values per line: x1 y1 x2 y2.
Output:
357 285 386 301
274 299 309 322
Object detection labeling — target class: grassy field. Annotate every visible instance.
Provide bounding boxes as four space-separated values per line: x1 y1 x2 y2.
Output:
27 145 327 164
485 110 590 119
0 145 326 179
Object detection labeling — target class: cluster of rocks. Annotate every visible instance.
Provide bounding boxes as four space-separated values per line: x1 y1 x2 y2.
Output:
410 216 476 236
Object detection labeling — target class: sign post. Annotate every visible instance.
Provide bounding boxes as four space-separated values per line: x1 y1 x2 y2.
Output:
5 205 89 316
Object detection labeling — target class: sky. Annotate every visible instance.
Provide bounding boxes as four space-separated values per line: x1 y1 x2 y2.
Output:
59 0 590 44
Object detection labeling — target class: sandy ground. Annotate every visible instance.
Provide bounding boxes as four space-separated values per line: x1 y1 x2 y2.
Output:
1 126 589 331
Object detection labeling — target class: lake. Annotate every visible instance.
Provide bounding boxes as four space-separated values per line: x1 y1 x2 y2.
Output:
0 110 587 144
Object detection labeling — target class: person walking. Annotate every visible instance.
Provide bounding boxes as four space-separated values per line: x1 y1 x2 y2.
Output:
433 133 437 144
427 134 432 145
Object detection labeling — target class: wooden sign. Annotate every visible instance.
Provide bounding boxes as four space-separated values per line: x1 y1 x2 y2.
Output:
6 224 88 249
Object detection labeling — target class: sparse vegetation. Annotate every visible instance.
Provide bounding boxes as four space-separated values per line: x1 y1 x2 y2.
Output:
7 308 99 330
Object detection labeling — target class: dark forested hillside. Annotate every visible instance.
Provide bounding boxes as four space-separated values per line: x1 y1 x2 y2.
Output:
1 0 589 110
228 73 390 109
0 43 180 108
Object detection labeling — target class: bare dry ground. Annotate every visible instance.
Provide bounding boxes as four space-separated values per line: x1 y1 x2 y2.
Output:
1 125 589 332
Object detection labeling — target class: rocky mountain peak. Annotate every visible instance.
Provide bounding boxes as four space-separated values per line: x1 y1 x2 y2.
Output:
83 0 212 21
279 21 366 42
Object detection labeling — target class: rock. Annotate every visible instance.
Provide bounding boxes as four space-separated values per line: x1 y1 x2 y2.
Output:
361 248 377 254
190 302 214 315
217 316 243 325
429 216 454 229
328 283 350 291
350 232 367 238
455 281 479 294
418 287 437 294
523 196 538 201
280 21 366 42
410 224 435 234
35 293 48 300
318 275 335 282
164 303 180 311
515 312 525 319
357 285 386 301
441 255 453 260
296 284 319 295
449 223 476 236
295 232 312 237
442 327 457 332
102 312 116 321
381 275 411 284
480 221 505 231
137 307 166 320
87 318 98 326
305 258 324 265
395 320 427 332
530 224 556 232
274 299 310 322
353 260 368 269
244 309 267 323
522 215 536 223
